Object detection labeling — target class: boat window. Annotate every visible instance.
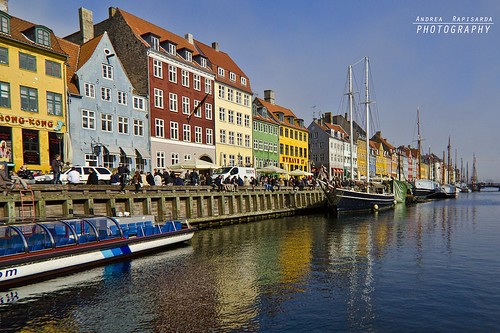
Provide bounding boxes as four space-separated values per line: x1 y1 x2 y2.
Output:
0 226 26 256
45 222 77 247
83 217 122 241
26 224 53 251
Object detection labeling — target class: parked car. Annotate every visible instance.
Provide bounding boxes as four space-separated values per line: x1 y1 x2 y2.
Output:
34 166 112 184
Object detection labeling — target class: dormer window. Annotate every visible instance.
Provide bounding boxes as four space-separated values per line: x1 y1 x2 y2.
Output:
36 27 50 47
200 57 207 68
168 43 176 55
241 77 247 86
229 72 236 82
0 12 10 34
151 36 160 51
218 67 225 77
185 51 192 62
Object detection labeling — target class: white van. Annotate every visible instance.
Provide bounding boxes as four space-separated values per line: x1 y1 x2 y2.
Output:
211 166 256 181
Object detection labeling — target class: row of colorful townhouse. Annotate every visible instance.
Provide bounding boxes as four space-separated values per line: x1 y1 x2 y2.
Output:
308 112 459 184
0 5 309 175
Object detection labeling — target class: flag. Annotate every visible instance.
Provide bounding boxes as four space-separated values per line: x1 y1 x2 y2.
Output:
187 93 210 120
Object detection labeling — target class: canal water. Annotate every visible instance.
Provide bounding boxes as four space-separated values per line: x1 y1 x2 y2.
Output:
1 192 500 332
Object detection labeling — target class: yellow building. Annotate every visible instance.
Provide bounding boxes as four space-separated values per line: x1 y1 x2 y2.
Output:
0 10 67 172
255 90 308 172
356 138 367 179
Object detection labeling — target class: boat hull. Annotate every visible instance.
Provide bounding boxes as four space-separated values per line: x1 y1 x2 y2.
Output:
0 217 195 289
334 188 395 212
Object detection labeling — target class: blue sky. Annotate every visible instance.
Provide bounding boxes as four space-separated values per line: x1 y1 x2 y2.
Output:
9 0 500 181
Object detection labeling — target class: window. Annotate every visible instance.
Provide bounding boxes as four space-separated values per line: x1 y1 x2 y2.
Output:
245 135 250 148
205 103 212 120
228 110 234 123
236 112 242 125
170 121 179 140
220 129 226 144
244 94 250 107
84 83 95 98
241 77 247 86
181 70 189 87
82 109 95 129
168 43 176 55
20 86 38 112
102 64 113 80
151 36 160 51
101 87 111 102
19 52 36 71
36 28 50 46
169 65 177 83
236 92 242 104
134 119 144 136
193 74 201 91
259 140 263 150
218 86 225 99
183 124 191 142
229 72 236 81
195 126 202 143
118 116 129 134
101 114 113 132
200 57 207 68
182 96 190 114
153 59 162 78
237 133 242 146
185 51 192 62
0 82 10 108
227 88 233 101
254 139 258 149
193 100 201 117
46 92 62 116
45 60 61 78
133 96 145 110
157 151 166 169
219 107 226 121
170 152 179 166
244 115 250 127
0 13 9 34
206 128 213 145
117 91 127 105
155 118 164 138
169 93 178 112
23 129 40 165
0 47 7 65
154 88 163 108
205 79 211 94
218 67 225 77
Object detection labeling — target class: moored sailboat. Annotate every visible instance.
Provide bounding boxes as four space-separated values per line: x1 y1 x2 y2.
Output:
320 57 395 213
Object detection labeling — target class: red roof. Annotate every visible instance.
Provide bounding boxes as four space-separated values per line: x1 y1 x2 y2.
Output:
256 97 307 131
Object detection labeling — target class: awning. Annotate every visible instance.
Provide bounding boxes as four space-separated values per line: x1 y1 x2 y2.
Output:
120 146 135 157
135 148 151 159
104 144 121 155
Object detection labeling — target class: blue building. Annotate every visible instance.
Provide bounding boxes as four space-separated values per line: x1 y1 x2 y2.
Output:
59 31 150 171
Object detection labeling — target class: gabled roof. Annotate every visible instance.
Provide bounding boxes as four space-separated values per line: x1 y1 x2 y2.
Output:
78 34 104 69
195 40 252 94
57 37 80 95
1 11 66 57
255 97 307 131
254 111 279 126
322 122 348 136
115 8 210 73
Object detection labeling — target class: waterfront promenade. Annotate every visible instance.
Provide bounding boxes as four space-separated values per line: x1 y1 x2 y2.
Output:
0 185 325 228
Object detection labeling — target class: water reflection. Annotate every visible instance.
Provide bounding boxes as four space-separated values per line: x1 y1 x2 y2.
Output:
1 193 499 332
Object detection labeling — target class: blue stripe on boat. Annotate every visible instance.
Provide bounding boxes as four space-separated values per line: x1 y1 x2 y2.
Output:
101 245 131 258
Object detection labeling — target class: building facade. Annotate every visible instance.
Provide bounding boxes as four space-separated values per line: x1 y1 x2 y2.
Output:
252 102 279 168
0 10 68 173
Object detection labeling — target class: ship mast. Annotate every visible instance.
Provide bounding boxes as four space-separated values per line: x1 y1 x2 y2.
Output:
417 108 422 179
447 136 451 184
348 65 354 181
364 56 370 192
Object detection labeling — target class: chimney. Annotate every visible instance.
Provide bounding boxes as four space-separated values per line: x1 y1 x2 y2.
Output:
109 7 117 18
185 33 193 44
211 42 220 51
0 0 7 12
264 90 275 105
324 112 332 124
79 7 94 44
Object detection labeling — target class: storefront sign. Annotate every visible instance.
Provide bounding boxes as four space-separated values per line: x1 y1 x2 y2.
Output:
0 115 54 129
281 156 305 165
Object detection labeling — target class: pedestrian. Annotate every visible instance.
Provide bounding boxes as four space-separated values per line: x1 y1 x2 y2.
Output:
146 172 155 186
131 171 142 193
191 170 199 185
86 168 98 185
17 165 34 180
117 163 129 193
51 154 63 184
154 172 163 186
110 169 120 185
66 167 80 185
